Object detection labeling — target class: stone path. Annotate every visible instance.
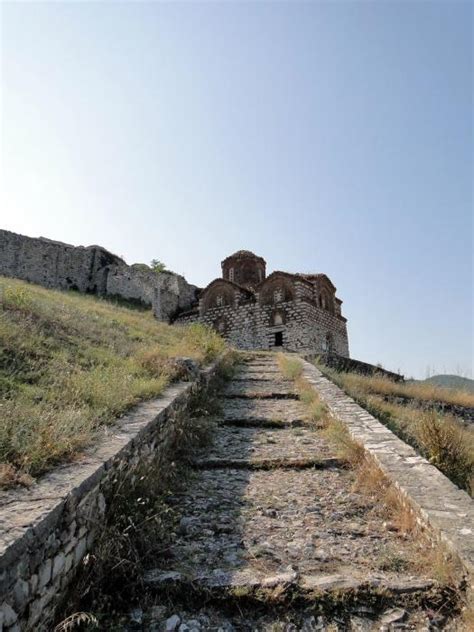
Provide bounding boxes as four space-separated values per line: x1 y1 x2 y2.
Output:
138 353 457 631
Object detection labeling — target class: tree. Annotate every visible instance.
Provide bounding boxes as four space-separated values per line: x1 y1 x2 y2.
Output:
150 259 167 273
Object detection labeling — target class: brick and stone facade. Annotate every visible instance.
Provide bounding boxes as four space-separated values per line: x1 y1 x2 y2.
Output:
174 250 350 356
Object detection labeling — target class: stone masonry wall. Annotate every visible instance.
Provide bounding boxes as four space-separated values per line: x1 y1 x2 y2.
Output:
0 229 197 322
0 356 226 631
106 266 197 320
178 298 349 355
0 229 124 294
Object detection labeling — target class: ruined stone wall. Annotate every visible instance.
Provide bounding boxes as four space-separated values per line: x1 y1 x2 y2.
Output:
0 229 124 294
0 357 226 632
0 230 197 322
176 298 349 356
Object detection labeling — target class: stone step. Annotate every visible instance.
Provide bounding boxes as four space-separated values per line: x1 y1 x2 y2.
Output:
144 566 438 606
238 367 281 373
138 601 443 631
231 375 279 382
191 456 344 470
151 468 436 602
223 398 306 424
193 425 334 463
224 380 297 398
220 417 305 428
224 393 299 400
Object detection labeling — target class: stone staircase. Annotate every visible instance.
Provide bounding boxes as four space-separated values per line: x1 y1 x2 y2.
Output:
140 353 455 631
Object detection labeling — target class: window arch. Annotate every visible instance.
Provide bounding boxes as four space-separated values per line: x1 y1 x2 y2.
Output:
202 284 234 312
259 278 295 306
272 310 284 326
320 289 334 314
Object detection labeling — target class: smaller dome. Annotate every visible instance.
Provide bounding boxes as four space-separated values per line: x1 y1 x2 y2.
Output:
222 250 266 264
228 249 257 258
221 250 267 289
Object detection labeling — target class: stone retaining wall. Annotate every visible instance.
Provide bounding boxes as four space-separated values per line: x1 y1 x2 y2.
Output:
0 355 227 631
307 352 404 382
300 359 474 597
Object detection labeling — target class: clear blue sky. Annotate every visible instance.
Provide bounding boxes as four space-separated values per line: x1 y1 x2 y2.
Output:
1 1 472 378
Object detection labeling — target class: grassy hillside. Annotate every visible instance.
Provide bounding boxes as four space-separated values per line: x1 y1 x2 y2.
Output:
0 277 225 487
419 375 474 394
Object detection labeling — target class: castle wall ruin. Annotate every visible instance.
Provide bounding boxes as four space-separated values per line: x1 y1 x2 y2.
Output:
0 230 198 321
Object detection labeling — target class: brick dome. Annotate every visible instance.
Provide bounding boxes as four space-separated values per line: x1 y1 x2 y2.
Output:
221 250 266 289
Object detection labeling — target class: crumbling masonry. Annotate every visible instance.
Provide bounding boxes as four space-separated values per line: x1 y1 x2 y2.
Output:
0 229 197 321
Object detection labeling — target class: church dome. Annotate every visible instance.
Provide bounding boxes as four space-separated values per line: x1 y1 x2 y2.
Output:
221 250 266 289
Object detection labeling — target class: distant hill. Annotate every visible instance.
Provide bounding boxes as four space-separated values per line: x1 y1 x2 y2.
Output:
418 374 474 393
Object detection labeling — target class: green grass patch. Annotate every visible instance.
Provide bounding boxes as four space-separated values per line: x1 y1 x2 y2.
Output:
0 277 225 486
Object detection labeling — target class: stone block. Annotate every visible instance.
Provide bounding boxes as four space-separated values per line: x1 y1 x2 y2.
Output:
37 559 52 591
0 603 17 627
12 579 29 613
52 553 65 580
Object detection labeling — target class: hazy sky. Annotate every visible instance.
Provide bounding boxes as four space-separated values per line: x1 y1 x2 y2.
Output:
1 1 472 378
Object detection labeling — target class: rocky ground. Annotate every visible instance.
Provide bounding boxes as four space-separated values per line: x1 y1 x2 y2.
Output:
119 354 460 631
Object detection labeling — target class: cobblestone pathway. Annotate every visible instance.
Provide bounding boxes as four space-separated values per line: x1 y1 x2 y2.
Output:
139 353 455 631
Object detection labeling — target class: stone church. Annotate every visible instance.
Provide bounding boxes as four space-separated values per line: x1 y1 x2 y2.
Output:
174 250 349 356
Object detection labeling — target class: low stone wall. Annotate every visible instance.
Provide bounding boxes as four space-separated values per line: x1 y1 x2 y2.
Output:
306 352 404 382
0 355 227 631
300 359 474 597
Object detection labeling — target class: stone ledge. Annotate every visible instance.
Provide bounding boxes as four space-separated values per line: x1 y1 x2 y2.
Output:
0 353 228 631
300 359 474 596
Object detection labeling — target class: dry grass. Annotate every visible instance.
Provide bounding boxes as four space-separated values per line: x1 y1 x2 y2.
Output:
0 277 226 486
277 354 303 380
317 364 474 495
334 371 474 409
353 459 417 534
293 373 365 465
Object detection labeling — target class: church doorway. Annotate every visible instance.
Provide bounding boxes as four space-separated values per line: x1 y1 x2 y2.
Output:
274 331 283 347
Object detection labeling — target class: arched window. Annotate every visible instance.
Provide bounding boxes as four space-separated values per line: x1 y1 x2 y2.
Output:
273 312 283 326
273 288 283 303
215 318 226 333
326 332 334 353
320 289 334 314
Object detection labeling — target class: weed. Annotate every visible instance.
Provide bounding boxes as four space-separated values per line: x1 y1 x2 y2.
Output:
322 420 365 466
54 612 98 631
277 354 303 380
